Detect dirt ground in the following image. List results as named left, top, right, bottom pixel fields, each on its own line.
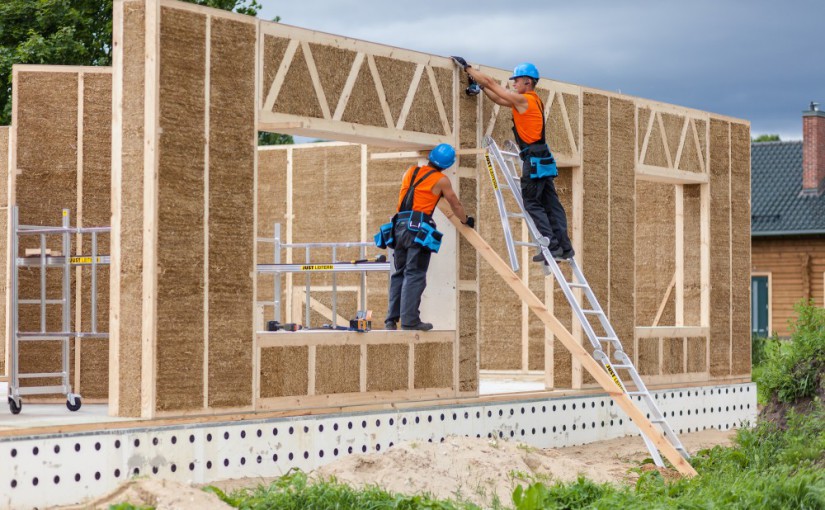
left=65, top=428, right=734, bottom=509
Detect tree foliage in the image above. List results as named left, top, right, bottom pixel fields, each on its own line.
left=0, top=0, right=266, bottom=125
left=753, top=134, right=781, bottom=143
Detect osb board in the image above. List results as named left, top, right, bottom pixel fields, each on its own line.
left=581, top=92, right=609, bottom=384
left=478, top=146, right=521, bottom=370
left=729, top=122, right=751, bottom=375
left=635, top=181, right=675, bottom=326
left=609, top=98, right=635, bottom=357
left=116, top=0, right=147, bottom=416
left=662, top=337, right=685, bottom=375
left=14, top=70, right=79, bottom=388
left=256, top=149, right=288, bottom=310
left=414, top=341, right=452, bottom=389
left=155, top=7, right=206, bottom=411
left=366, top=344, right=408, bottom=392
left=551, top=168, right=573, bottom=388
left=78, top=72, right=112, bottom=399
left=259, top=346, right=308, bottom=398
left=315, top=344, right=360, bottom=394
left=683, top=185, right=702, bottom=324
left=458, top=177, right=477, bottom=281
left=459, top=290, right=478, bottom=392
left=207, top=16, right=257, bottom=408
left=709, top=119, right=731, bottom=377
left=637, top=337, right=659, bottom=376
left=686, top=337, right=707, bottom=373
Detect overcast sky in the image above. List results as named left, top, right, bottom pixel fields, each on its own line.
left=258, top=0, right=824, bottom=140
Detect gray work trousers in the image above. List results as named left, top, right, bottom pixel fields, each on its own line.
left=385, top=221, right=431, bottom=327
left=521, top=160, right=572, bottom=252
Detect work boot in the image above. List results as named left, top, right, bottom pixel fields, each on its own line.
left=384, top=321, right=397, bottom=330
left=401, top=322, right=433, bottom=331
left=533, top=247, right=563, bottom=262
left=559, top=248, right=575, bottom=260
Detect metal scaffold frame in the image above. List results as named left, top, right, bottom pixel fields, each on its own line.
left=7, top=207, right=110, bottom=415
left=256, top=223, right=390, bottom=329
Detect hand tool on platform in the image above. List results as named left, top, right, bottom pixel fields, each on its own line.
left=349, top=310, right=372, bottom=332
left=266, top=321, right=302, bottom=332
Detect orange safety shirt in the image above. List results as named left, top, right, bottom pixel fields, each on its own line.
left=396, top=165, right=446, bottom=215
left=511, top=91, right=544, bottom=144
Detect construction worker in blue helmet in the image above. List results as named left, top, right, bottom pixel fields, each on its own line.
left=376, top=143, right=474, bottom=331
left=451, top=57, right=574, bottom=263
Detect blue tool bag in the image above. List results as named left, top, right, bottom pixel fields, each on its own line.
left=374, top=220, right=395, bottom=249
left=413, top=222, right=443, bottom=253
left=529, top=154, right=558, bottom=178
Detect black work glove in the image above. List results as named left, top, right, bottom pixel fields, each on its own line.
left=463, top=216, right=475, bottom=229
left=451, top=56, right=469, bottom=71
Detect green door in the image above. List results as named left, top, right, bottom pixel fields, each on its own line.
left=751, top=276, right=769, bottom=337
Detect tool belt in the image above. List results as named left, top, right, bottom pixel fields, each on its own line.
left=375, top=166, right=444, bottom=253
left=520, top=142, right=558, bottom=179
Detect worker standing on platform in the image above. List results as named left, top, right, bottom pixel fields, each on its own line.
left=375, top=144, right=474, bottom=331
left=452, top=57, right=573, bottom=262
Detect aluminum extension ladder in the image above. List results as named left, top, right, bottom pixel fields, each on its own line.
left=7, top=207, right=111, bottom=415
left=482, top=136, right=689, bottom=467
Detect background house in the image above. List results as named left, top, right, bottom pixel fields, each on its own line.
left=751, top=103, right=825, bottom=337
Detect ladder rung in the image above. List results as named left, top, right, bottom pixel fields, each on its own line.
left=514, top=241, right=536, bottom=247
left=582, top=309, right=602, bottom=315
left=507, top=212, right=525, bottom=219
left=566, top=282, right=588, bottom=289
left=611, top=364, right=633, bottom=370
left=597, top=336, right=619, bottom=342
left=626, top=391, right=647, bottom=396
left=501, top=151, right=518, bottom=157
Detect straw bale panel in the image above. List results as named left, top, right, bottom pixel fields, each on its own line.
left=373, top=57, right=417, bottom=124
left=261, top=35, right=289, bottom=106
left=709, top=119, right=731, bottom=377
left=696, top=119, right=708, bottom=156
left=309, top=44, right=356, bottom=115
left=273, top=44, right=324, bottom=119
left=527, top=250, right=545, bottom=371
left=635, top=181, right=675, bottom=326
left=581, top=92, right=610, bottom=384
left=661, top=113, right=684, bottom=166
left=14, top=70, right=78, bottom=390
left=458, top=177, right=477, bottom=281
left=729, top=122, right=751, bottom=375
left=683, top=185, right=702, bottom=325
left=78, top=72, right=112, bottom=399
left=315, top=344, right=360, bottom=394
left=677, top=123, right=702, bottom=173
left=0, top=126, right=7, bottom=375
left=367, top=344, right=408, bottom=392
left=404, top=70, right=444, bottom=135
left=433, top=67, right=453, bottom=133
left=256, top=149, right=288, bottom=314
left=663, top=338, right=685, bottom=375
left=458, top=85, right=478, bottom=151
left=642, top=112, right=669, bottom=168
left=637, top=337, right=659, bottom=376
left=609, top=98, right=635, bottom=357
left=562, top=93, right=580, bottom=148
left=459, top=289, right=478, bottom=392
left=340, top=61, right=385, bottom=128
left=115, top=0, right=147, bottom=416
left=260, top=345, right=308, bottom=398
left=414, top=341, right=452, bottom=389
left=686, top=336, right=707, bottom=373
left=546, top=91, right=572, bottom=157
left=298, top=290, right=358, bottom=328
left=365, top=151, right=399, bottom=327
left=551, top=168, right=573, bottom=388
left=207, top=16, right=257, bottom=408
left=154, top=7, right=207, bottom=412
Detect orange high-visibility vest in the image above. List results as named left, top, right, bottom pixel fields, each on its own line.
left=512, top=91, right=545, bottom=145
left=396, top=165, right=445, bottom=215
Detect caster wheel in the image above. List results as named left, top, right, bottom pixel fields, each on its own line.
left=66, top=395, right=82, bottom=412
left=8, top=397, right=22, bottom=415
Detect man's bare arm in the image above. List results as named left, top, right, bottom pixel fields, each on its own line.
left=466, top=67, right=528, bottom=112
left=434, top=177, right=468, bottom=223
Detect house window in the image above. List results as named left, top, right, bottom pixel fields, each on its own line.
left=751, top=276, right=769, bottom=337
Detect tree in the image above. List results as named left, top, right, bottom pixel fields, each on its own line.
left=0, top=0, right=264, bottom=125
left=753, top=134, right=781, bottom=143
left=258, top=132, right=294, bottom=146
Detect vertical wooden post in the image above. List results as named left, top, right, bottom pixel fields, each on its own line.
left=108, top=1, right=123, bottom=414
left=202, top=14, right=211, bottom=410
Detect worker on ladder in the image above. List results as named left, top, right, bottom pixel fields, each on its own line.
left=453, top=57, right=574, bottom=262
left=375, top=144, right=474, bottom=331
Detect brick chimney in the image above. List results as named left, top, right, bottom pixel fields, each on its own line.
left=802, top=101, right=825, bottom=195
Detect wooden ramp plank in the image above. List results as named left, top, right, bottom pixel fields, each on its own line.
left=438, top=202, right=698, bottom=477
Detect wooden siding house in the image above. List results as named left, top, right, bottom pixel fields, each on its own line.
left=751, top=103, right=825, bottom=337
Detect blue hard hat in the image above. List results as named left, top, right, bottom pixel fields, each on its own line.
left=510, top=62, right=539, bottom=80
left=428, top=143, right=456, bottom=170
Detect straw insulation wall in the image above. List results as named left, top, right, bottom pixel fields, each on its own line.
left=709, top=119, right=731, bottom=377
left=10, top=67, right=112, bottom=398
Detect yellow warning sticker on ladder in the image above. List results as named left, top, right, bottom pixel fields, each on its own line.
left=300, top=264, right=334, bottom=271
left=604, top=363, right=625, bottom=392
left=484, top=153, right=499, bottom=190
left=70, top=256, right=102, bottom=264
